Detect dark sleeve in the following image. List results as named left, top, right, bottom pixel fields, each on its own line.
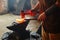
left=45, top=5, right=57, bottom=16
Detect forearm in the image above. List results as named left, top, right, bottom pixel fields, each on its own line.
left=31, top=2, right=40, bottom=10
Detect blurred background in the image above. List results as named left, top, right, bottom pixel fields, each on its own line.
left=0, top=0, right=38, bottom=15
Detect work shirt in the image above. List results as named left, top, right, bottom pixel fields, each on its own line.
left=43, top=5, right=60, bottom=34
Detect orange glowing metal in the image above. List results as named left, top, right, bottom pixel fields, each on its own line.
left=16, top=18, right=25, bottom=23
